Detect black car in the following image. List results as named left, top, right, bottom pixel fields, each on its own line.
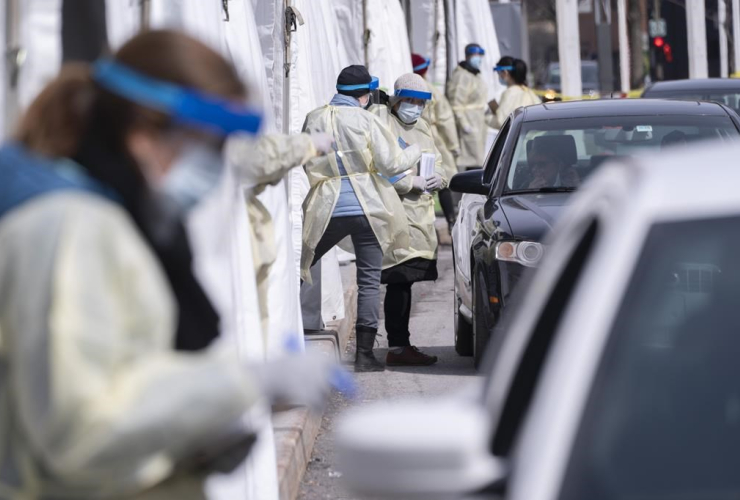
left=450, top=99, right=740, bottom=367
left=642, top=78, right=740, bottom=114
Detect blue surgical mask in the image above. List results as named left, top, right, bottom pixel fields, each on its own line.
left=397, top=102, right=423, bottom=124
left=498, top=75, right=507, bottom=86
left=469, top=56, right=483, bottom=70
left=161, top=144, right=224, bottom=211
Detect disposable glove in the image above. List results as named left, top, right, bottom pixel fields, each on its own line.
left=411, top=176, right=427, bottom=193
left=451, top=149, right=461, bottom=158
left=462, top=125, right=474, bottom=135
left=425, top=173, right=443, bottom=191
left=248, top=351, right=353, bottom=412
left=310, top=132, right=336, bottom=156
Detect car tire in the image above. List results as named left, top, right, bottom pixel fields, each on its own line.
left=454, top=269, right=474, bottom=357
left=472, top=266, right=495, bottom=369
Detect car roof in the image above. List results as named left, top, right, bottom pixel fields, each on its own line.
left=521, top=98, right=729, bottom=121
left=645, top=78, right=740, bottom=92
left=597, top=142, right=740, bottom=218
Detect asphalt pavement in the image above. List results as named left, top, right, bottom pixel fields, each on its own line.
left=298, top=244, right=480, bottom=500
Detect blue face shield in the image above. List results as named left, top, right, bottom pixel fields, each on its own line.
left=413, top=58, right=431, bottom=72
left=92, top=59, right=263, bottom=137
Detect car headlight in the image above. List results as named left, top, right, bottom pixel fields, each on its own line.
left=495, top=241, right=544, bottom=267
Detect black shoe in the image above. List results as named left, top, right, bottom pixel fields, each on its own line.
left=355, top=326, right=385, bottom=372
left=386, top=346, right=438, bottom=366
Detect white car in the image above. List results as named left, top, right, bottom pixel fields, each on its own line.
left=337, top=142, right=740, bottom=499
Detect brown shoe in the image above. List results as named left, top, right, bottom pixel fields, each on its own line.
left=386, top=346, right=438, bottom=367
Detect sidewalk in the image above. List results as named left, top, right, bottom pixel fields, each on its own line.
left=272, top=264, right=357, bottom=500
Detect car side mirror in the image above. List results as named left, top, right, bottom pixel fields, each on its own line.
left=336, top=399, right=506, bottom=498
left=449, top=169, right=490, bottom=195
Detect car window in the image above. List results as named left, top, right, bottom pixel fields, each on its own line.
left=483, top=118, right=511, bottom=185
left=645, top=90, right=740, bottom=112
left=505, top=115, right=739, bottom=193
left=559, top=216, right=740, bottom=500
left=490, top=220, right=600, bottom=457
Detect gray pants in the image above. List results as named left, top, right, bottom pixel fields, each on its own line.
left=310, top=216, right=382, bottom=330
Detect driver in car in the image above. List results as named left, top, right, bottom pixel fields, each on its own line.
left=527, top=149, right=580, bottom=189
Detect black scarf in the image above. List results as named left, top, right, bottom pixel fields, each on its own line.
left=459, top=60, right=481, bottom=76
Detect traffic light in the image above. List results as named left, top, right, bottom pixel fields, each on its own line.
left=653, top=36, right=665, bottom=48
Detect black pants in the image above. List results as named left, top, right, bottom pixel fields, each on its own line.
left=384, top=282, right=413, bottom=347
left=438, top=188, right=457, bottom=225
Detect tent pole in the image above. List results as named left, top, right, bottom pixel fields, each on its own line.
left=556, top=0, right=582, bottom=98
left=720, top=0, right=729, bottom=77
left=686, top=0, right=709, bottom=78
left=363, top=0, right=369, bottom=67
left=140, top=0, right=150, bottom=31
left=617, top=0, right=630, bottom=93
left=733, top=0, right=740, bottom=74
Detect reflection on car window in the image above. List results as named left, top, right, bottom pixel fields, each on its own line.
left=559, top=216, right=740, bottom=500
left=646, top=91, right=740, bottom=112
left=506, top=115, right=738, bottom=193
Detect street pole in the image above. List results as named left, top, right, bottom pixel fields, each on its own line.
left=556, top=0, right=583, bottom=99
left=720, top=0, right=729, bottom=77
left=686, top=0, right=709, bottom=78
left=617, top=0, right=630, bottom=92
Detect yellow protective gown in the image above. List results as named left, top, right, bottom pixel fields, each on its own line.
left=372, top=105, right=448, bottom=268
left=300, top=105, right=422, bottom=282
left=225, top=132, right=318, bottom=336
left=423, top=84, right=461, bottom=179
left=489, top=85, right=541, bottom=129
left=446, top=65, right=489, bottom=168
left=0, top=193, right=258, bottom=499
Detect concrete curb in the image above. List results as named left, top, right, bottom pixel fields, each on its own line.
left=273, top=264, right=357, bottom=500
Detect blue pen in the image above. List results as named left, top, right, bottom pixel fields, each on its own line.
left=284, top=336, right=357, bottom=399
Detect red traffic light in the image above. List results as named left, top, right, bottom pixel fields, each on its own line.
left=653, top=36, right=665, bottom=48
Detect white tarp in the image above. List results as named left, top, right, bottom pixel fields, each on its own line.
left=455, top=0, right=505, bottom=101
left=332, top=0, right=413, bottom=90
left=148, top=2, right=280, bottom=499
left=409, top=0, right=448, bottom=88
left=105, top=0, right=140, bottom=49
left=290, top=0, right=349, bottom=324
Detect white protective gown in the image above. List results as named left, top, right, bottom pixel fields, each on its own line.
left=0, top=192, right=259, bottom=499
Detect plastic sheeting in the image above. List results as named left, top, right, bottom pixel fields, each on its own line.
left=409, top=0, right=448, bottom=88
left=454, top=0, right=505, bottom=101
left=332, top=0, right=413, bottom=90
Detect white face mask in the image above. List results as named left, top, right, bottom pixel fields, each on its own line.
left=469, top=55, right=483, bottom=70
left=498, top=74, right=507, bottom=86
left=160, top=144, right=224, bottom=212
left=397, top=101, right=423, bottom=124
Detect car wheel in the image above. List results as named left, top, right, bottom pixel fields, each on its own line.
left=472, top=266, right=495, bottom=369
left=454, top=267, right=474, bottom=357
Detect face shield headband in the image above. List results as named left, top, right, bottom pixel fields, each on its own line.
left=92, top=59, right=263, bottom=137
left=465, top=46, right=485, bottom=56
left=336, top=76, right=380, bottom=92
left=394, top=88, right=432, bottom=101
left=413, top=58, right=431, bottom=72
left=495, top=65, right=514, bottom=72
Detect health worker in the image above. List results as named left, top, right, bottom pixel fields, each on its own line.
left=447, top=43, right=491, bottom=169
left=301, top=65, right=422, bottom=373
left=371, top=73, right=447, bottom=367
left=412, top=53, right=461, bottom=230
left=0, top=30, right=339, bottom=498
left=488, top=57, right=541, bottom=129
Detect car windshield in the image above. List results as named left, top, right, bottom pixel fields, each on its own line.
left=559, top=216, right=740, bottom=500
left=646, top=90, right=740, bottom=112
left=505, top=115, right=739, bottom=193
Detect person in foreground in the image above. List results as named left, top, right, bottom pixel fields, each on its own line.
left=371, top=73, right=447, bottom=366
left=0, top=30, right=340, bottom=499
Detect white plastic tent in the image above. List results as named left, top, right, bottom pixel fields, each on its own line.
left=331, top=0, right=413, bottom=90
left=409, top=0, right=449, bottom=89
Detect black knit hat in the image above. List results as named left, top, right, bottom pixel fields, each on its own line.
left=336, top=65, right=374, bottom=98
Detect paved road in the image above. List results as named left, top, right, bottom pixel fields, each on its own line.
left=298, top=245, right=479, bottom=500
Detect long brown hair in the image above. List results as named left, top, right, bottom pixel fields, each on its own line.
left=15, top=30, right=248, bottom=351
